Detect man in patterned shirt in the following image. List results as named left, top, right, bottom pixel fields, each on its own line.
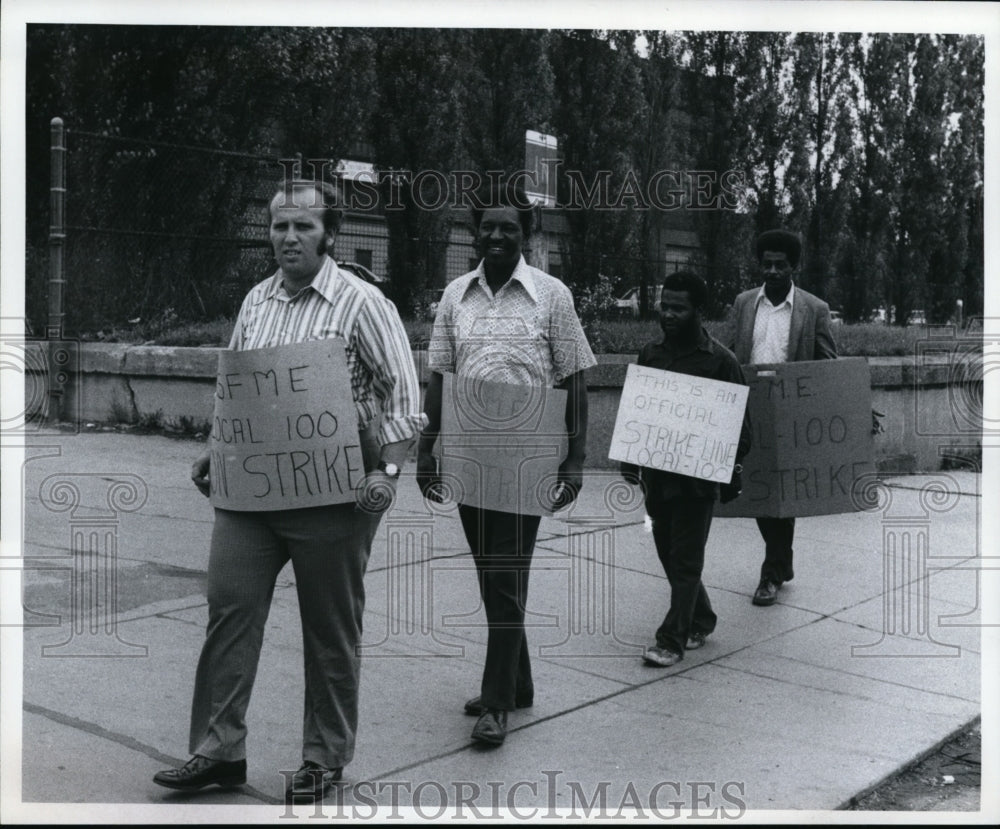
left=154, top=179, right=426, bottom=798
left=417, top=180, right=596, bottom=746
left=730, top=229, right=837, bottom=607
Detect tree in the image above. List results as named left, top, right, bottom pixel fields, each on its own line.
left=932, top=35, right=984, bottom=322
left=368, top=29, right=471, bottom=313
left=25, top=25, right=380, bottom=330
left=784, top=33, right=854, bottom=301
left=463, top=29, right=556, bottom=172
left=837, top=33, right=901, bottom=322
left=678, top=31, right=754, bottom=313
left=548, top=30, right=648, bottom=292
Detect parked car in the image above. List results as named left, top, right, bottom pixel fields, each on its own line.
left=425, top=288, right=446, bottom=319
left=615, top=285, right=663, bottom=318
left=907, top=309, right=927, bottom=325
left=829, top=310, right=843, bottom=325
left=615, top=287, right=641, bottom=318
left=337, top=261, right=389, bottom=290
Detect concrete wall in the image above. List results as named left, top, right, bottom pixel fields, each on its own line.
left=24, top=343, right=982, bottom=472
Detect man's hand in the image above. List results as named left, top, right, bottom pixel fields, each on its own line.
left=871, top=408, right=885, bottom=435
left=191, top=451, right=211, bottom=498
left=416, top=450, right=446, bottom=503
left=620, top=462, right=642, bottom=486
left=357, top=470, right=398, bottom=513
left=551, top=458, right=584, bottom=511
left=719, top=464, right=743, bottom=504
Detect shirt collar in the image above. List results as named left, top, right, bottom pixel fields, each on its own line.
left=262, top=256, right=341, bottom=305
left=755, top=281, right=795, bottom=310
left=463, top=256, right=538, bottom=303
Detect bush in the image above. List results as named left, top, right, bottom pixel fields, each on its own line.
left=87, top=313, right=964, bottom=359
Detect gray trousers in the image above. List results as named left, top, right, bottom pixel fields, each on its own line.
left=188, top=434, right=380, bottom=768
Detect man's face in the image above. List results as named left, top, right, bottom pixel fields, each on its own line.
left=759, top=250, right=794, bottom=297
left=477, top=206, right=524, bottom=272
left=269, top=186, right=333, bottom=284
left=658, top=289, right=698, bottom=338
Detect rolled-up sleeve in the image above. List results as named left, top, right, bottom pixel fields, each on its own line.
left=427, top=289, right=457, bottom=375
left=548, top=283, right=597, bottom=383
left=355, top=295, right=428, bottom=445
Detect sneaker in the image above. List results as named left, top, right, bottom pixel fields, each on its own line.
left=686, top=631, right=707, bottom=650
left=642, top=645, right=682, bottom=667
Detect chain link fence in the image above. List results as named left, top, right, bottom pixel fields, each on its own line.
left=54, top=129, right=280, bottom=334
left=28, top=125, right=712, bottom=338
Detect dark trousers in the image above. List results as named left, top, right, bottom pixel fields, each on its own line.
left=188, top=504, right=380, bottom=768
left=647, top=495, right=717, bottom=656
left=188, top=425, right=380, bottom=769
left=458, top=506, right=539, bottom=711
left=755, top=517, right=795, bottom=583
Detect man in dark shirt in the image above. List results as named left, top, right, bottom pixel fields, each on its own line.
left=622, top=271, right=751, bottom=667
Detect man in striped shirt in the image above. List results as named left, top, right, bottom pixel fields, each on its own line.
left=154, top=179, right=426, bottom=799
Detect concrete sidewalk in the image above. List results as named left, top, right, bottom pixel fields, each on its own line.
left=7, top=432, right=992, bottom=821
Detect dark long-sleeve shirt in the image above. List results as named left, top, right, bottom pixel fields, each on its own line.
left=623, top=327, right=752, bottom=502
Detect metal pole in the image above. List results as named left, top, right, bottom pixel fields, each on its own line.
left=47, top=117, right=66, bottom=422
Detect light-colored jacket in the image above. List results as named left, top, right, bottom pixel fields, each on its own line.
left=730, top=286, right=838, bottom=364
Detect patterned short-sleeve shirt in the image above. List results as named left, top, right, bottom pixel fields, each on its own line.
left=428, top=257, right=596, bottom=387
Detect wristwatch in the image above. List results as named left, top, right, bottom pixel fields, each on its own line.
left=377, top=461, right=401, bottom=479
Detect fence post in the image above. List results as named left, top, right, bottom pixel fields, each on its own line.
left=46, top=117, right=67, bottom=422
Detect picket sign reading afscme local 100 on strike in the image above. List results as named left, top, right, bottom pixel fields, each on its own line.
left=208, top=339, right=363, bottom=511
left=608, top=364, right=749, bottom=483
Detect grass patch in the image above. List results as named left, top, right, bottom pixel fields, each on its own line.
left=833, top=323, right=934, bottom=357
left=154, top=318, right=233, bottom=347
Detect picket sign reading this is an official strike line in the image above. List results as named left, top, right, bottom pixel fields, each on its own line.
left=608, top=364, right=749, bottom=484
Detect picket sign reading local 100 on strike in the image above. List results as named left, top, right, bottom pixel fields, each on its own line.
left=208, top=339, right=362, bottom=511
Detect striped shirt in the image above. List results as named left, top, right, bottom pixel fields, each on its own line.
left=750, top=283, right=795, bottom=364
left=229, top=256, right=427, bottom=445
left=428, top=257, right=596, bottom=387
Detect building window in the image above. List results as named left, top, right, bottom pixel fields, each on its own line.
left=354, top=249, right=373, bottom=270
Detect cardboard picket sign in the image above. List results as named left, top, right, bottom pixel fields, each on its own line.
left=208, top=339, right=362, bottom=510
left=714, top=357, right=875, bottom=518
left=439, top=373, right=567, bottom=516
left=608, top=364, right=749, bottom=484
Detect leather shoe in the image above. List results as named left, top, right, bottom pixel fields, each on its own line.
left=752, top=579, right=780, bottom=606
left=464, top=694, right=532, bottom=717
left=153, top=755, right=246, bottom=790
left=285, top=761, right=343, bottom=798
left=471, top=709, right=508, bottom=746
